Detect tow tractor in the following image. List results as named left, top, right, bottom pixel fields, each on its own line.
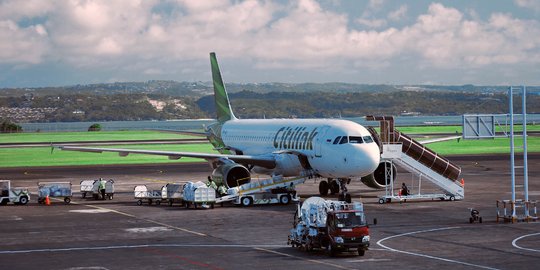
left=0, top=180, right=30, bottom=205
left=288, top=197, right=370, bottom=256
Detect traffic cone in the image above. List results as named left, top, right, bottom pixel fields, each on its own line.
left=45, top=195, right=51, bottom=205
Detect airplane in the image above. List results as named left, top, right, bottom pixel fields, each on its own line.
left=57, top=52, right=394, bottom=202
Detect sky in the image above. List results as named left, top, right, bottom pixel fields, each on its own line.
left=1, top=0, right=540, bottom=88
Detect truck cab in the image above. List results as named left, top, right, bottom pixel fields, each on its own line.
left=0, top=180, right=30, bottom=205
left=326, top=209, right=370, bottom=256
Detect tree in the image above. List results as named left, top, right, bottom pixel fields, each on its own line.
left=88, top=123, right=102, bottom=131
left=1, top=119, right=23, bottom=133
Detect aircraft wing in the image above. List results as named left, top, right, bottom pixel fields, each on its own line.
left=56, top=146, right=276, bottom=168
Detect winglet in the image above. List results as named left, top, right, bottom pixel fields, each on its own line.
left=210, top=52, right=236, bottom=123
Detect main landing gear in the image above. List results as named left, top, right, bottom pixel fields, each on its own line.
left=318, top=178, right=352, bottom=203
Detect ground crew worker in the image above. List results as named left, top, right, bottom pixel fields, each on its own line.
left=207, top=176, right=217, bottom=190
left=217, top=185, right=227, bottom=197
left=99, top=178, right=106, bottom=200
left=401, top=182, right=410, bottom=196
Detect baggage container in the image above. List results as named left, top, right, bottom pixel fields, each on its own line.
left=38, top=182, right=72, bottom=204
left=183, top=181, right=216, bottom=209
left=134, top=185, right=162, bottom=206
left=161, top=183, right=183, bottom=206
left=80, top=179, right=115, bottom=200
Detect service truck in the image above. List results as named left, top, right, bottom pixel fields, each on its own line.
left=288, top=197, right=370, bottom=256
left=0, top=180, right=30, bottom=205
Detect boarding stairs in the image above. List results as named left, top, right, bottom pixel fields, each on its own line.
left=215, top=175, right=307, bottom=203
left=367, top=116, right=464, bottom=202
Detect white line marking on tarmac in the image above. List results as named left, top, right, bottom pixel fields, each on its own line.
left=377, top=227, right=501, bottom=270
left=512, top=232, right=540, bottom=253
left=0, top=244, right=287, bottom=254
left=254, top=248, right=353, bottom=270
left=69, top=209, right=112, bottom=214
left=69, top=201, right=207, bottom=237
left=125, top=227, right=172, bottom=233
left=347, top=258, right=391, bottom=263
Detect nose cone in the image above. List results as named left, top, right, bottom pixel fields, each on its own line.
left=353, top=143, right=381, bottom=177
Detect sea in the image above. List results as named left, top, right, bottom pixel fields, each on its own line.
left=17, top=114, right=540, bottom=132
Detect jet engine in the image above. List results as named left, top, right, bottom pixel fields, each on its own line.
left=211, top=163, right=251, bottom=188
left=360, top=161, right=396, bottom=189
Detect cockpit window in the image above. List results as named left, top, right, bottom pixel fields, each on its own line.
left=363, top=136, right=374, bottom=143
left=348, top=136, right=364, bottom=144
left=339, top=136, right=348, bottom=144
left=333, top=136, right=342, bottom=144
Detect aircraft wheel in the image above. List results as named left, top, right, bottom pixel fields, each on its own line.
left=330, top=181, right=340, bottom=195
left=319, top=181, right=329, bottom=196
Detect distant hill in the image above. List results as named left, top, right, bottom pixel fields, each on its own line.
left=1, top=81, right=538, bottom=122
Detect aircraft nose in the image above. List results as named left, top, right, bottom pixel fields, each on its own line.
left=354, top=144, right=381, bottom=176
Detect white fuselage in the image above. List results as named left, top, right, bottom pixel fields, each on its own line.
left=220, top=118, right=380, bottom=178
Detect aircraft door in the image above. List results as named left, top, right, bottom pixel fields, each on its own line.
left=315, top=126, right=330, bottom=157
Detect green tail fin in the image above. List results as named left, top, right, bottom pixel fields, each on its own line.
left=210, top=52, right=236, bottom=123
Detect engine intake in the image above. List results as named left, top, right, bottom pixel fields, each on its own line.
left=211, top=163, right=251, bottom=188
left=360, top=161, right=396, bottom=189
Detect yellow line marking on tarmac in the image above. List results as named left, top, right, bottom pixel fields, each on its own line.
left=142, top=178, right=170, bottom=184
left=254, top=247, right=353, bottom=270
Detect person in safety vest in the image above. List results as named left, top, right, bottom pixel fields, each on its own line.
left=99, top=178, right=106, bottom=200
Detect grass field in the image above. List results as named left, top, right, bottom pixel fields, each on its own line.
left=0, top=130, right=199, bottom=143
left=0, top=128, right=538, bottom=167
left=0, top=144, right=216, bottom=167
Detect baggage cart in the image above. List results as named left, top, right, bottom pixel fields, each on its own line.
left=161, top=183, right=184, bottom=206
left=0, top=180, right=30, bottom=205
left=134, top=185, right=162, bottom=206
left=80, top=179, right=115, bottom=200
left=37, top=182, right=72, bottom=204
left=183, top=181, right=216, bottom=209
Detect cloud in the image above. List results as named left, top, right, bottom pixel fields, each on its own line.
left=1, top=0, right=540, bottom=85
left=514, top=0, right=540, bottom=12
left=388, top=5, right=407, bottom=21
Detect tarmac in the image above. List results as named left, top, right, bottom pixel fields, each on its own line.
left=1, top=154, right=539, bottom=270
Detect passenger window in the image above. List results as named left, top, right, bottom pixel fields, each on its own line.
left=363, top=136, right=374, bottom=143
left=348, top=136, right=364, bottom=144
left=339, top=136, right=348, bottom=144
left=333, top=136, right=341, bottom=144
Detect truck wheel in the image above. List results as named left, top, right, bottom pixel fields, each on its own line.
left=241, top=197, right=253, bottom=207
left=19, top=196, right=29, bottom=205
left=137, top=200, right=143, bottom=206
left=64, top=197, right=71, bottom=204
left=327, top=244, right=336, bottom=257
left=378, top=198, right=385, bottom=204
left=449, top=196, right=455, bottom=201
left=319, top=181, right=329, bottom=196
left=358, top=248, right=365, bottom=256
left=280, top=195, right=291, bottom=205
